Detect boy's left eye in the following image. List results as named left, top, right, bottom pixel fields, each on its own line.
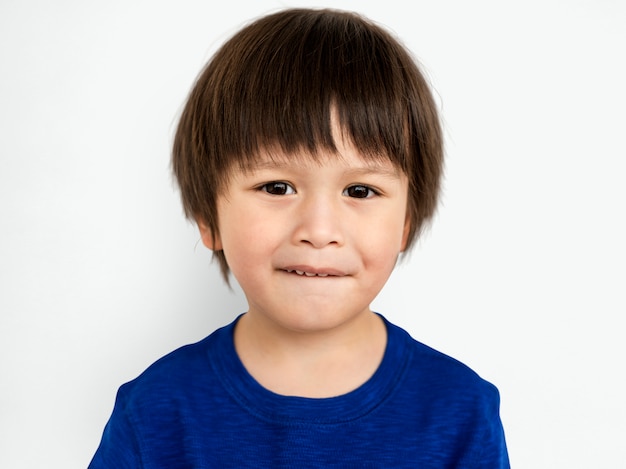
left=343, top=185, right=377, bottom=198
left=259, top=182, right=295, bottom=195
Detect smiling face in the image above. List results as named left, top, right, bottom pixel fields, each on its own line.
left=199, top=135, right=410, bottom=336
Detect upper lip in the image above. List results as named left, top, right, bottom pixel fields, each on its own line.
left=282, top=265, right=348, bottom=277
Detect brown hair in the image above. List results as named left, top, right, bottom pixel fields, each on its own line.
left=172, top=8, right=443, bottom=281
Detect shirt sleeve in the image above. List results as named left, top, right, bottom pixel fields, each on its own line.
left=88, top=387, right=142, bottom=469
left=469, top=385, right=511, bottom=468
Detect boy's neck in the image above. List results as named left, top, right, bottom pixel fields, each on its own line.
left=233, top=311, right=387, bottom=398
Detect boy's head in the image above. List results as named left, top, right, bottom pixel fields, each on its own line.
left=172, top=8, right=443, bottom=281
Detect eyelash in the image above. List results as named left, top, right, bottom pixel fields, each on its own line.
left=257, top=182, right=379, bottom=199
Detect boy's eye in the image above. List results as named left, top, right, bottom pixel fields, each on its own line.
left=259, top=182, right=295, bottom=195
left=343, top=185, right=376, bottom=199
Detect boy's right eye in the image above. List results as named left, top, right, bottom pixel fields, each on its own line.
left=258, top=182, right=295, bottom=195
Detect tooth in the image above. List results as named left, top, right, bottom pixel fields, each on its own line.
left=295, top=270, right=304, bottom=275
left=305, top=272, right=316, bottom=277
left=317, top=273, right=328, bottom=277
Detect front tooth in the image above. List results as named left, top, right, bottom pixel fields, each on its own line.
left=305, top=272, right=316, bottom=277
left=295, top=270, right=304, bottom=275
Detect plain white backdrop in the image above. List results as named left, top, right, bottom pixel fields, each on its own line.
left=1, top=0, right=625, bottom=467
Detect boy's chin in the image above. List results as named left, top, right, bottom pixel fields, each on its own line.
left=245, top=305, right=375, bottom=337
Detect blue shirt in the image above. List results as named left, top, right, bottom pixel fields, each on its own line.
left=89, top=315, right=509, bottom=468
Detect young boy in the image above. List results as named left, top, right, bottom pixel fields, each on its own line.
left=90, top=8, right=509, bottom=468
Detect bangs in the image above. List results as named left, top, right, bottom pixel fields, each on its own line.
left=189, top=9, right=425, bottom=174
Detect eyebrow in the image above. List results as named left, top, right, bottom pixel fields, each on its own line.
left=244, top=159, right=402, bottom=179
left=344, top=166, right=402, bottom=179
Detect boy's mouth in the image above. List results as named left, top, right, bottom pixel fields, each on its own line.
left=282, top=266, right=346, bottom=277
left=286, top=269, right=330, bottom=277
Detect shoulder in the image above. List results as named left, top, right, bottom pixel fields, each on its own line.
left=115, top=320, right=233, bottom=409
left=89, top=321, right=239, bottom=467
left=383, top=320, right=509, bottom=465
left=385, top=318, right=501, bottom=411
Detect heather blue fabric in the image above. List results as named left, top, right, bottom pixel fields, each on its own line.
left=89, top=315, right=509, bottom=468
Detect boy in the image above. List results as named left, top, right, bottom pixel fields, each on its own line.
left=90, top=8, right=509, bottom=468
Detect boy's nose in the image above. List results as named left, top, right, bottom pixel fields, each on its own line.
left=293, top=196, right=344, bottom=248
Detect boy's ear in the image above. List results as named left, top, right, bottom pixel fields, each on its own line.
left=400, top=216, right=411, bottom=252
left=197, top=219, right=223, bottom=251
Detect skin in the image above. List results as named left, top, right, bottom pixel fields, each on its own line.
left=199, top=129, right=411, bottom=398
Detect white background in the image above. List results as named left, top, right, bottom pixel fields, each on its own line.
left=1, top=0, right=625, bottom=467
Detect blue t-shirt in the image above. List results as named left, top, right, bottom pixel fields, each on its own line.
left=89, top=315, right=509, bottom=468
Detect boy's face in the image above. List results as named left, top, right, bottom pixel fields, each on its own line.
left=200, top=134, right=410, bottom=336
